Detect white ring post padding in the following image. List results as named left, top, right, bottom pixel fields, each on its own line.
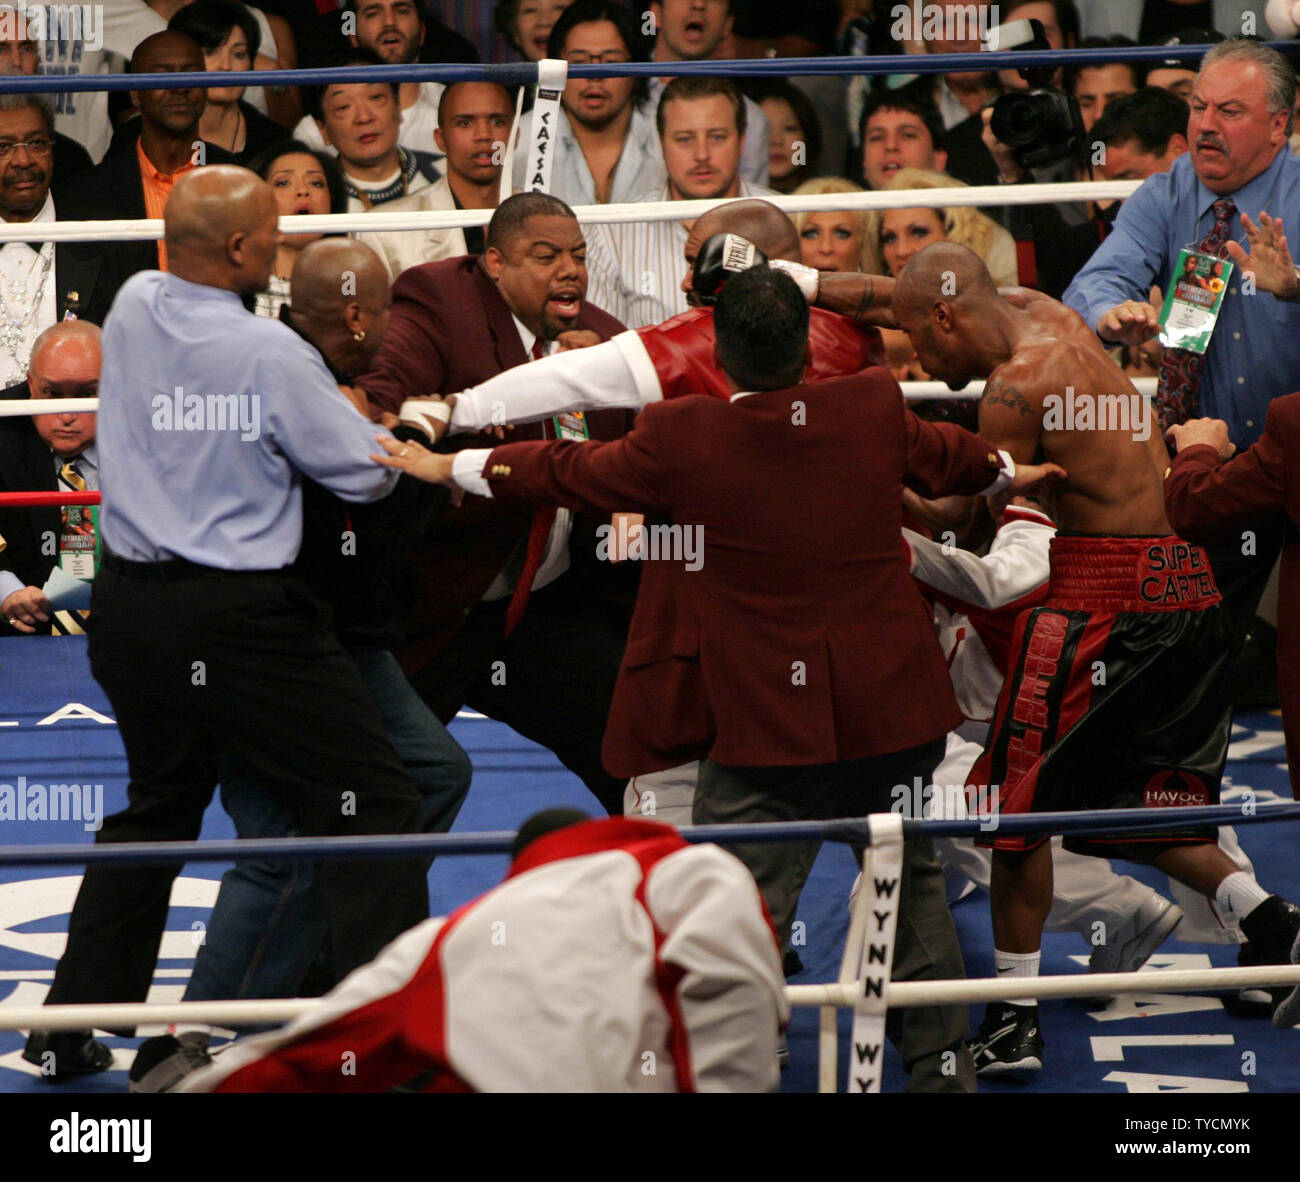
left=1, top=181, right=1143, bottom=244
left=2, top=964, right=1298, bottom=1032
left=845, top=814, right=905, bottom=1094
left=820, top=827, right=880, bottom=1093
left=0, top=382, right=1160, bottom=418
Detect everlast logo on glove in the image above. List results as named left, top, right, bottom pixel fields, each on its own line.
left=693, top=232, right=768, bottom=304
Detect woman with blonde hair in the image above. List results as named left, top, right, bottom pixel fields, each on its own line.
left=792, top=176, right=872, bottom=273
left=865, top=167, right=1018, bottom=285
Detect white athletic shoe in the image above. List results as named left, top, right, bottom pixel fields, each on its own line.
left=1089, top=895, right=1183, bottom=974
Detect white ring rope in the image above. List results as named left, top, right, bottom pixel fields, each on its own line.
left=8, top=181, right=1142, bottom=245
left=0, top=380, right=1161, bottom=419
left=2, top=963, right=1298, bottom=1031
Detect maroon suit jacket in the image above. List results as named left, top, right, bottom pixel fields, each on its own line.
left=479, top=369, right=1008, bottom=775
left=358, top=255, right=628, bottom=668
left=1164, top=392, right=1300, bottom=800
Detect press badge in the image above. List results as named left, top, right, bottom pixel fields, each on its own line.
left=553, top=411, right=590, bottom=441
left=1157, top=248, right=1232, bottom=355
left=59, top=505, right=99, bottom=581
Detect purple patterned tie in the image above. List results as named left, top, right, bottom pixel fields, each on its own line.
left=1153, top=198, right=1237, bottom=430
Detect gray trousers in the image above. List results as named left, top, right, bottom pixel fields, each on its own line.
left=695, top=741, right=976, bottom=1093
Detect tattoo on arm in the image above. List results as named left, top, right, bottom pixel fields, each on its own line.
left=852, top=275, right=876, bottom=321
left=980, top=379, right=1036, bottom=417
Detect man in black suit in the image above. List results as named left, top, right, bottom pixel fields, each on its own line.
left=0, top=319, right=100, bottom=635
left=53, top=31, right=236, bottom=297
left=0, top=92, right=111, bottom=392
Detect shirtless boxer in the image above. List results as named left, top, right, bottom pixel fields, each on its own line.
left=884, top=242, right=1300, bottom=1073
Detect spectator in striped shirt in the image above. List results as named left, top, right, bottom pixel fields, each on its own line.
left=582, top=76, right=773, bottom=328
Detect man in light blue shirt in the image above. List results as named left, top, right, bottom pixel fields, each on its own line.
left=27, top=165, right=429, bottom=1081
left=1064, top=39, right=1300, bottom=452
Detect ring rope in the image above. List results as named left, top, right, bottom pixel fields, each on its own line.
left=3, top=963, right=1299, bottom=1033
left=0, top=182, right=1144, bottom=246
left=2, top=803, right=1296, bottom=869
left=0, top=41, right=1290, bottom=99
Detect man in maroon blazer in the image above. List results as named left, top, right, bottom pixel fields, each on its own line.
left=1166, top=405, right=1300, bottom=804
left=376, top=267, right=1063, bottom=1088
left=355, top=191, right=632, bottom=814
left=1165, top=407, right=1300, bottom=1028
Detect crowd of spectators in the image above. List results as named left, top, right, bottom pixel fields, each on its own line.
left=0, top=2, right=1281, bottom=343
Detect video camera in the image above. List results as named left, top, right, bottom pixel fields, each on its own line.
left=983, top=18, right=1086, bottom=170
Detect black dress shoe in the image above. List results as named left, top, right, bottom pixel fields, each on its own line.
left=23, top=1031, right=113, bottom=1081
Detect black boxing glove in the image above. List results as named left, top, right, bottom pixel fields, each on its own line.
left=691, top=233, right=768, bottom=304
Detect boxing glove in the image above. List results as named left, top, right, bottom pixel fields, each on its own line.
left=691, top=233, right=768, bottom=304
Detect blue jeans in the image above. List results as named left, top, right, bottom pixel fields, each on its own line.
left=185, top=647, right=471, bottom=1001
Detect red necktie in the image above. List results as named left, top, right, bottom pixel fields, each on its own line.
left=1154, top=199, right=1236, bottom=430
left=504, top=338, right=556, bottom=637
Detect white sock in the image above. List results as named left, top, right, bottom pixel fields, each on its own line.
left=994, top=949, right=1040, bottom=1007
left=1214, top=872, right=1270, bottom=923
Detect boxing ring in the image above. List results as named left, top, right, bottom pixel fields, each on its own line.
left=0, top=41, right=1299, bottom=1095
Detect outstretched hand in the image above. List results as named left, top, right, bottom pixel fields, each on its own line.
left=1007, top=460, right=1068, bottom=496
left=1225, top=211, right=1297, bottom=300
left=1097, top=300, right=1162, bottom=347
left=372, top=434, right=458, bottom=486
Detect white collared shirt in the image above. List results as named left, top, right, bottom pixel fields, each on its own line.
left=582, top=179, right=776, bottom=329
left=0, top=194, right=58, bottom=389
left=478, top=317, right=573, bottom=602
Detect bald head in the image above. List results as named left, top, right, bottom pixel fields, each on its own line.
left=28, top=320, right=101, bottom=458
left=892, top=242, right=998, bottom=319
left=30, top=319, right=102, bottom=377
left=165, top=166, right=281, bottom=294
left=694, top=199, right=801, bottom=262
left=290, top=238, right=390, bottom=322
left=287, top=238, right=393, bottom=378
left=131, top=30, right=202, bottom=73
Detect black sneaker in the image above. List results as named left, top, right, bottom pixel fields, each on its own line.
left=1237, top=897, right=1300, bottom=1015
left=967, top=1003, right=1043, bottom=1077
left=128, top=1033, right=212, bottom=1093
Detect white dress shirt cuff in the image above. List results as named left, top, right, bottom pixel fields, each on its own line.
left=453, top=448, right=495, bottom=498
left=981, top=450, right=1017, bottom=496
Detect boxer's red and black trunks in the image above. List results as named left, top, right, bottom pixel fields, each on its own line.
left=972, top=535, right=1233, bottom=859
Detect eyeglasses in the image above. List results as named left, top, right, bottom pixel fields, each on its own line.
left=0, top=139, right=54, bottom=158
left=566, top=51, right=631, bottom=65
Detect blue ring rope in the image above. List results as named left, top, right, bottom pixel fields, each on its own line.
left=3, top=42, right=1299, bottom=96
left=0, top=802, right=1296, bottom=868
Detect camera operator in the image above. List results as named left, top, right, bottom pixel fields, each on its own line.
left=979, top=6, right=1105, bottom=295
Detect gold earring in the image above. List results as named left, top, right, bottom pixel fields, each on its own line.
left=353, top=330, right=366, bottom=342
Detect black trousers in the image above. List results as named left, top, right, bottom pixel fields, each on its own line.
left=694, top=737, right=977, bottom=1093
left=45, top=559, right=429, bottom=1018
left=409, top=570, right=627, bottom=815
